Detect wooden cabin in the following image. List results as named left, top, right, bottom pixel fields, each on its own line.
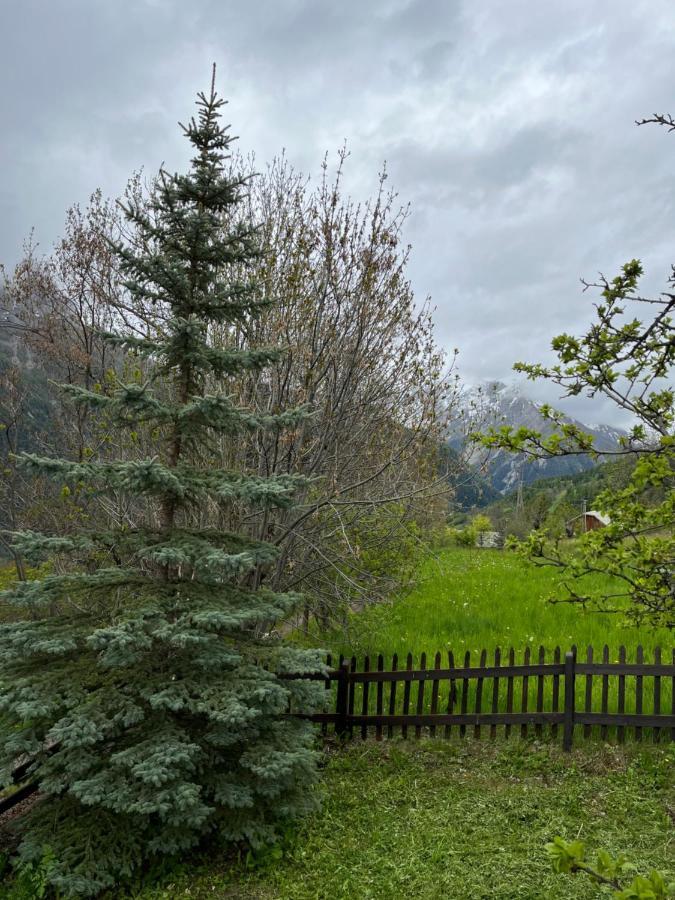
left=565, top=510, right=610, bottom=536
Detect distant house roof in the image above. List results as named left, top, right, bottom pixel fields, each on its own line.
left=566, top=510, right=611, bottom=526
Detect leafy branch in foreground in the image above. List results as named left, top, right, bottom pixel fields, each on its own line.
left=473, top=114, right=675, bottom=628
left=546, top=836, right=674, bottom=898
left=474, top=255, right=674, bottom=626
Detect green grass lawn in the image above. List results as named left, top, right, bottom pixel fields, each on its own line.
left=298, top=546, right=673, bottom=735
left=128, top=548, right=673, bottom=899
left=134, top=740, right=674, bottom=900
left=2, top=549, right=673, bottom=899
left=302, top=546, right=671, bottom=661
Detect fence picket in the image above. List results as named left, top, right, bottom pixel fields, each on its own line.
left=535, top=645, right=545, bottom=739
left=323, top=653, right=332, bottom=736
left=415, top=652, right=427, bottom=738
left=521, top=646, right=530, bottom=739
left=490, top=647, right=501, bottom=740
left=444, top=651, right=456, bottom=739
left=347, top=656, right=356, bottom=738
left=505, top=648, right=515, bottom=738
left=601, top=646, right=609, bottom=741
left=653, top=647, right=661, bottom=744
left=460, top=651, right=470, bottom=738
left=563, top=651, right=575, bottom=751
left=387, top=653, right=398, bottom=739
left=635, top=645, right=643, bottom=742
left=618, top=646, right=626, bottom=744
left=402, top=653, right=413, bottom=739
left=474, top=649, right=487, bottom=739
left=584, top=645, right=593, bottom=740
left=552, top=646, right=560, bottom=740
left=335, top=659, right=350, bottom=739
left=376, top=654, right=384, bottom=741
left=361, top=655, right=370, bottom=741
left=430, top=652, right=441, bottom=737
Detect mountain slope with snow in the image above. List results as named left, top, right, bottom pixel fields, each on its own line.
left=448, top=383, right=627, bottom=496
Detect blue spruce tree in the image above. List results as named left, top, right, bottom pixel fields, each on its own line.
left=0, top=71, right=324, bottom=896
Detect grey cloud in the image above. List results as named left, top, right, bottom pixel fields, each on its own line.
left=2, top=0, right=674, bottom=426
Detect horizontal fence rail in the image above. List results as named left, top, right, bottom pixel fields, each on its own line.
left=296, top=645, right=675, bottom=751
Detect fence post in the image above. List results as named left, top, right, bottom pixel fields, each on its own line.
left=563, top=650, right=576, bottom=752
left=335, top=659, right=350, bottom=740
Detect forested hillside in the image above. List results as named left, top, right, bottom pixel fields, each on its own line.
left=479, top=456, right=636, bottom=535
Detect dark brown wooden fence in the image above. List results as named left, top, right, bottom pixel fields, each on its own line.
left=2, top=644, right=673, bottom=818
left=300, top=645, right=675, bottom=751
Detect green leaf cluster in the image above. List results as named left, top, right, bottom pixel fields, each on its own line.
left=546, top=836, right=674, bottom=898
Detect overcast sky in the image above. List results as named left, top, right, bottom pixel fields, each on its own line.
left=2, top=0, right=674, bottom=425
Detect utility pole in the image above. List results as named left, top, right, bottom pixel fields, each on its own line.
left=581, top=498, right=587, bottom=533
left=516, top=477, right=524, bottom=516
left=516, top=461, right=525, bottom=517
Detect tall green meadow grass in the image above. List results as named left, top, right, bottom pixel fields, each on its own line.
left=304, top=546, right=670, bottom=660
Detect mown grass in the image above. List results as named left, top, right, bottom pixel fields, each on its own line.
left=134, top=740, right=674, bottom=900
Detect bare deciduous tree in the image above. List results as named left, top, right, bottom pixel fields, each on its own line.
left=208, top=151, right=456, bottom=626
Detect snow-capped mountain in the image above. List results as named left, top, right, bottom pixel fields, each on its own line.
left=448, top=382, right=627, bottom=495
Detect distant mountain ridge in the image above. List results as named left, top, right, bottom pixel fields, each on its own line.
left=448, top=382, right=627, bottom=497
